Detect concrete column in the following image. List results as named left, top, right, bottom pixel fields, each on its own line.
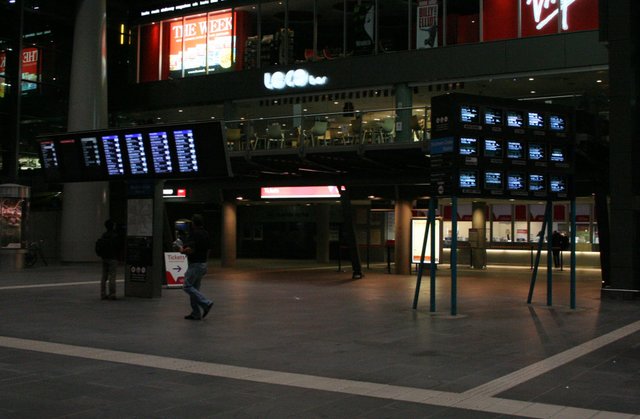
left=394, top=199, right=412, bottom=274
left=394, top=83, right=413, bottom=142
left=60, top=0, right=109, bottom=262
left=316, top=204, right=330, bottom=263
left=221, top=200, right=237, bottom=267
left=471, top=201, right=487, bottom=269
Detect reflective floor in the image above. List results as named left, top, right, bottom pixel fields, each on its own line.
left=0, top=261, right=638, bottom=418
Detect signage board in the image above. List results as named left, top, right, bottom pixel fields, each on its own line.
left=164, top=252, right=187, bottom=287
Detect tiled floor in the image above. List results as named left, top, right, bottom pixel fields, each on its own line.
left=0, top=261, right=638, bottom=418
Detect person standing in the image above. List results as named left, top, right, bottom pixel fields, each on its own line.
left=551, top=230, right=562, bottom=268
left=178, top=214, right=214, bottom=320
left=97, top=219, right=120, bottom=300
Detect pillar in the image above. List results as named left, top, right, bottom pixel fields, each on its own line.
left=395, top=83, right=413, bottom=142
left=316, top=204, right=330, bottom=263
left=221, top=200, right=237, bottom=267
left=394, top=199, right=412, bottom=274
left=471, top=201, right=487, bottom=269
left=60, top=0, right=109, bottom=262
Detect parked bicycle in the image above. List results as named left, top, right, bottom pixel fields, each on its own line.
left=25, top=240, right=48, bottom=268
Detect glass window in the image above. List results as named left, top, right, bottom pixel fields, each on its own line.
left=260, top=1, right=291, bottom=66
left=529, top=204, right=545, bottom=242
left=492, top=204, right=512, bottom=242
left=236, top=4, right=259, bottom=70
left=351, top=0, right=376, bottom=55
left=483, top=0, right=517, bottom=41
left=445, top=0, right=479, bottom=45
left=317, top=0, right=345, bottom=60
left=379, top=1, right=410, bottom=52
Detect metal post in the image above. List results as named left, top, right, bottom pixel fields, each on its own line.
left=412, top=214, right=431, bottom=309
left=570, top=198, right=577, bottom=309
left=546, top=200, right=553, bottom=306
left=451, top=196, right=458, bottom=316
left=429, top=198, right=438, bottom=312
left=527, top=201, right=550, bottom=303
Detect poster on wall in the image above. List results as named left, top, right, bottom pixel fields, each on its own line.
left=0, top=198, right=24, bottom=247
left=353, top=2, right=375, bottom=55
left=411, top=218, right=441, bottom=264
left=417, top=0, right=438, bottom=49
left=0, top=47, right=40, bottom=97
left=206, top=11, right=234, bottom=73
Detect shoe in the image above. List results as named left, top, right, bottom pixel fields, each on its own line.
left=202, top=302, right=214, bottom=319
left=184, top=314, right=201, bottom=320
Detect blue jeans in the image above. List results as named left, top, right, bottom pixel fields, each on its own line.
left=182, top=262, right=211, bottom=318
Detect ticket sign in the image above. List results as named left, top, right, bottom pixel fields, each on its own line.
left=164, top=252, right=187, bottom=287
left=37, top=121, right=231, bottom=182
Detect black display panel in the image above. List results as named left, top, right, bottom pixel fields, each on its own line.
left=173, top=129, right=199, bottom=173
left=483, top=138, right=503, bottom=158
left=507, top=172, right=526, bottom=191
left=459, top=170, right=478, bottom=188
left=527, top=112, right=545, bottom=128
left=124, top=133, right=149, bottom=175
left=549, top=145, right=567, bottom=162
left=549, top=114, right=566, bottom=131
left=148, top=131, right=173, bottom=174
left=40, top=140, right=59, bottom=169
left=529, top=174, right=546, bottom=192
left=528, top=143, right=545, bottom=161
left=460, top=105, right=479, bottom=124
left=484, top=107, right=503, bottom=125
left=506, top=110, right=524, bottom=128
left=550, top=175, right=567, bottom=193
left=80, top=137, right=101, bottom=168
left=459, top=137, right=478, bottom=156
left=484, top=171, right=503, bottom=190
left=507, top=141, right=525, bottom=159
left=101, top=135, right=125, bottom=176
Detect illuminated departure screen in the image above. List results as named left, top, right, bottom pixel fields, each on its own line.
left=507, top=173, right=526, bottom=191
left=527, top=112, right=545, bottom=128
left=459, top=170, right=478, bottom=188
left=484, top=138, right=503, bottom=157
left=485, top=171, right=503, bottom=189
left=550, top=176, right=567, bottom=193
left=459, top=137, right=478, bottom=156
left=549, top=115, right=566, bottom=131
left=101, top=135, right=125, bottom=176
left=506, top=110, right=524, bottom=128
left=149, top=131, right=173, bottom=174
left=173, top=129, right=199, bottom=173
left=460, top=105, right=479, bottom=124
left=549, top=146, right=566, bottom=162
left=528, top=143, right=545, bottom=161
left=124, top=133, right=149, bottom=175
left=80, top=137, right=101, bottom=168
left=40, top=141, right=59, bottom=169
left=507, top=141, right=524, bottom=159
left=529, top=174, right=546, bottom=192
left=484, top=107, right=502, bottom=125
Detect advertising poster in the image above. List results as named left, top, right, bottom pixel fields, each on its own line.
left=206, top=11, right=234, bottom=73
left=411, top=218, right=441, bottom=264
left=417, top=0, right=438, bottom=49
left=0, top=47, right=40, bottom=97
left=0, top=198, right=24, bottom=247
left=164, top=252, right=187, bottom=287
left=353, top=2, right=374, bottom=55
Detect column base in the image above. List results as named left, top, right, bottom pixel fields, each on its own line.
left=601, top=287, right=640, bottom=301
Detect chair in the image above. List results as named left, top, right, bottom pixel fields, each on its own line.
left=266, top=123, right=285, bottom=149
left=380, top=118, right=395, bottom=143
left=348, top=118, right=364, bottom=144
left=310, top=121, right=329, bottom=146
left=225, top=128, right=242, bottom=151
left=243, top=123, right=257, bottom=149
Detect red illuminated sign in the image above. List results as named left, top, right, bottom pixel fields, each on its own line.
left=261, top=186, right=341, bottom=199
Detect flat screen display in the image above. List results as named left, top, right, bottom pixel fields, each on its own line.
left=484, top=107, right=502, bottom=125
left=527, top=112, right=545, bottom=128
left=148, top=131, right=173, bottom=174
left=101, top=135, right=125, bottom=176
left=39, top=141, right=59, bottom=169
left=459, top=137, right=478, bottom=156
left=485, top=171, right=503, bottom=189
left=507, top=173, right=526, bottom=191
left=529, top=174, right=546, bottom=192
left=550, top=175, right=567, bottom=193
left=124, top=133, right=149, bottom=175
left=459, top=170, right=478, bottom=188
left=483, top=138, right=503, bottom=158
left=507, top=141, right=525, bottom=159
left=460, top=105, right=479, bottom=124
left=528, top=143, right=545, bottom=161
left=80, top=137, right=101, bottom=168
left=506, top=110, right=524, bottom=128
left=549, top=145, right=566, bottom=162
left=173, top=129, right=199, bottom=173
left=549, top=114, right=566, bottom=131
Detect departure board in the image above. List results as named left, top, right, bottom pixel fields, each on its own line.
left=173, top=129, right=199, bottom=173
left=148, top=131, right=173, bottom=174
left=80, top=137, right=101, bottom=168
left=101, top=135, right=125, bottom=176
left=124, top=133, right=149, bottom=175
left=40, top=141, right=59, bottom=169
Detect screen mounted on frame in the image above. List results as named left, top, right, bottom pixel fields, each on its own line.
left=460, top=105, right=480, bottom=124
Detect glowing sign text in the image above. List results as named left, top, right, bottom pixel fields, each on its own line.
left=526, top=0, right=578, bottom=31
left=264, top=69, right=328, bottom=90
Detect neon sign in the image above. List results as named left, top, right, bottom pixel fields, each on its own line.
left=264, top=69, right=328, bottom=90
left=526, top=0, right=578, bottom=31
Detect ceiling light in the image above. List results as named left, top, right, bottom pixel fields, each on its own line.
left=529, top=77, right=534, bottom=81
left=530, top=90, right=536, bottom=94
left=596, top=79, right=603, bottom=83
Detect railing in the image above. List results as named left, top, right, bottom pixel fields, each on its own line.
left=223, top=107, right=431, bottom=153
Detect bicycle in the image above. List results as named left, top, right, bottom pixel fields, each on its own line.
left=25, top=240, right=48, bottom=268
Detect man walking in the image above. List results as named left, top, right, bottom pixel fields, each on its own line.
left=178, top=214, right=214, bottom=320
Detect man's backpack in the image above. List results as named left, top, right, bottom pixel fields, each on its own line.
left=95, top=236, right=111, bottom=258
